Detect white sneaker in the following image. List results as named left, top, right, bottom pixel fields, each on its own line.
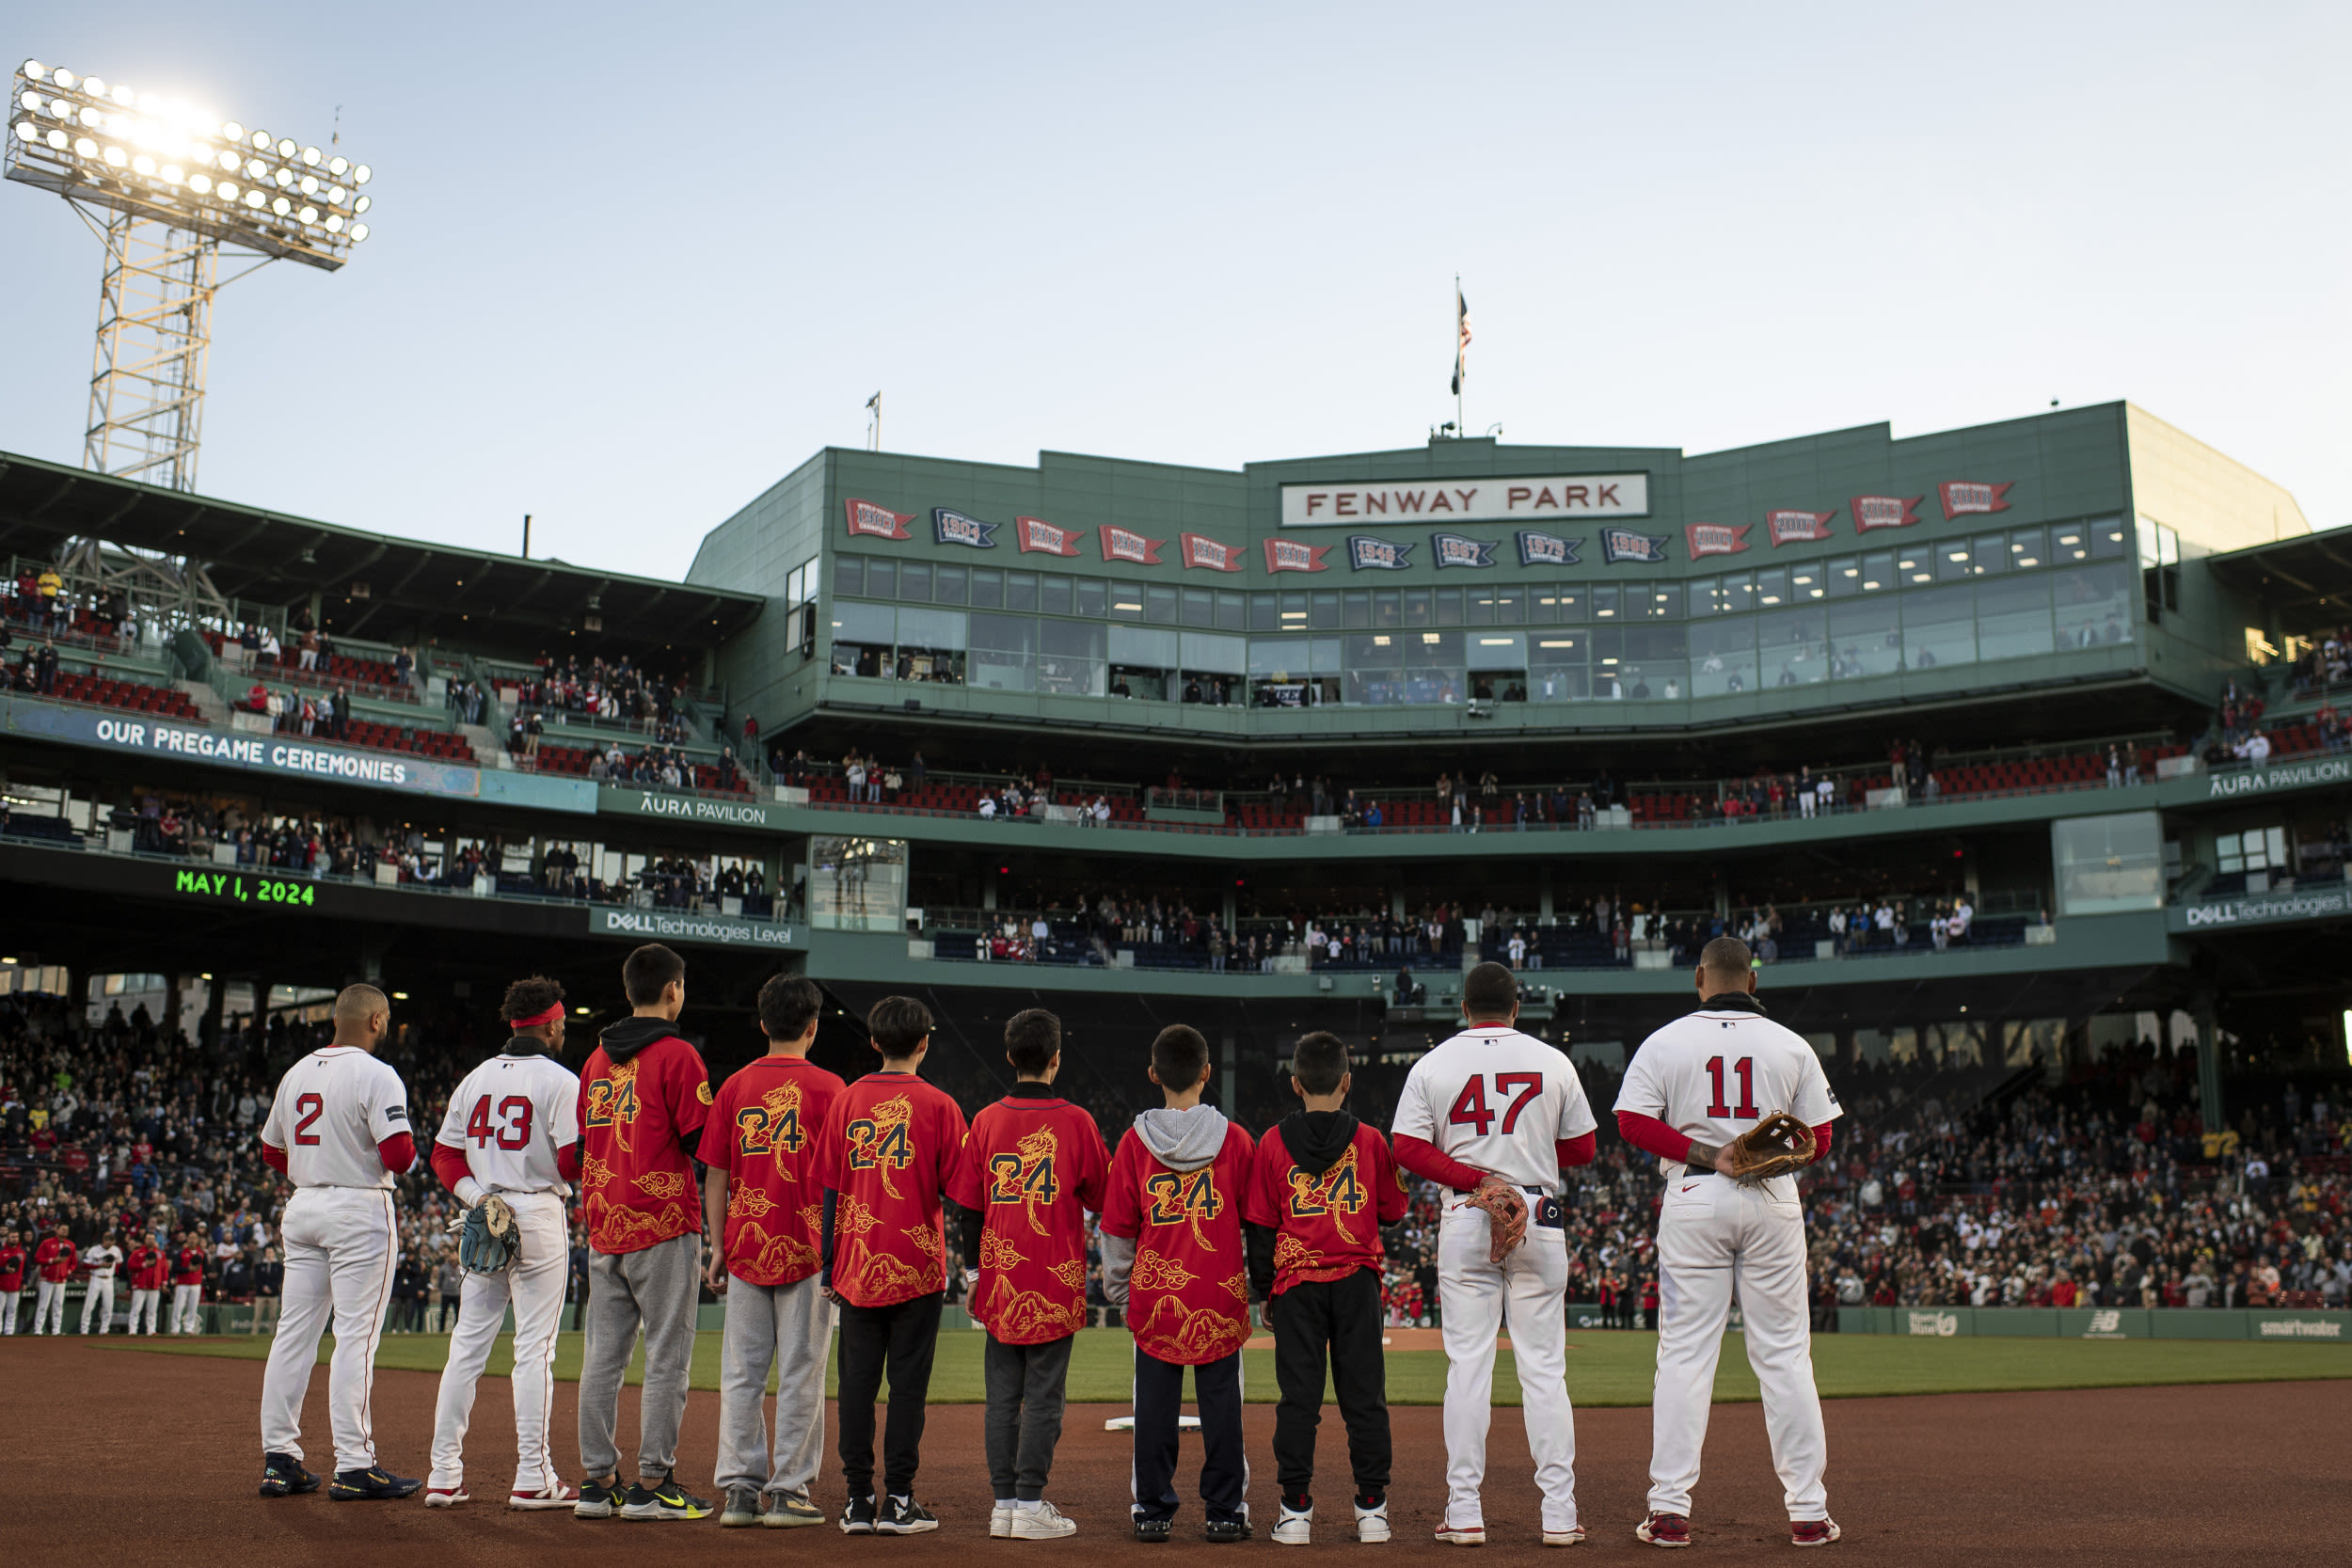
left=1010, top=1500, right=1078, bottom=1540
left=1274, top=1503, right=1312, bottom=1545
left=1356, top=1500, right=1391, bottom=1544
left=1435, top=1522, right=1486, bottom=1546
left=992, top=1502, right=1014, bottom=1539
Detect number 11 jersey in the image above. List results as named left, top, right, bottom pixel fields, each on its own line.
left=1613, top=1004, right=1841, bottom=1188
left=1391, top=1022, right=1597, bottom=1193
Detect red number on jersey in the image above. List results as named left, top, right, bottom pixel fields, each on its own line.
left=466, top=1096, right=496, bottom=1147
left=1495, top=1071, right=1546, bottom=1134
left=468, top=1095, right=533, bottom=1150
left=293, top=1092, right=324, bottom=1145
left=1448, top=1076, right=1496, bottom=1136
left=1704, top=1056, right=1759, bottom=1119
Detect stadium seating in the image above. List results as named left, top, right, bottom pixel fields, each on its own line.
left=40, top=671, right=205, bottom=722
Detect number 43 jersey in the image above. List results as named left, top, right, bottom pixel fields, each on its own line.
left=434, top=1048, right=581, bottom=1196
left=1391, top=1023, right=1598, bottom=1194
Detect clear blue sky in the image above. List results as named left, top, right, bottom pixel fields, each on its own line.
left=2, top=2, right=2344, bottom=579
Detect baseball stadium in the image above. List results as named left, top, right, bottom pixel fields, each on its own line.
left=5, top=22, right=2351, bottom=1568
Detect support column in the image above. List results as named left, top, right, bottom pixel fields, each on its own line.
left=1538, top=866, right=1554, bottom=926
left=1220, top=1026, right=1237, bottom=1115
left=2194, top=991, right=2224, bottom=1133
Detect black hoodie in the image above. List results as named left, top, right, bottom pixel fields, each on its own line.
left=1247, top=1108, right=1362, bottom=1298
left=597, top=1014, right=676, bottom=1064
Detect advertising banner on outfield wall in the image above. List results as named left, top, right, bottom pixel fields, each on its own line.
left=1842, top=1307, right=2350, bottom=1339
left=584, top=906, right=803, bottom=950
left=6, top=698, right=485, bottom=800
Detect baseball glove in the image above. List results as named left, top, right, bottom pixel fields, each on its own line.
left=456, top=1194, right=521, bottom=1275
left=1464, top=1175, right=1529, bottom=1263
left=1727, top=1112, right=1818, bottom=1186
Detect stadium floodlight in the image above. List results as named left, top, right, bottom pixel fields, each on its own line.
left=3, top=56, right=377, bottom=491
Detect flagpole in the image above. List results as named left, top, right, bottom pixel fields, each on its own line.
left=1454, top=274, right=1463, bottom=438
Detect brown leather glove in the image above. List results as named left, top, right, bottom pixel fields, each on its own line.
left=1727, top=1112, right=1818, bottom=1185
left=1463, top=1175, right=1529, bottom=1262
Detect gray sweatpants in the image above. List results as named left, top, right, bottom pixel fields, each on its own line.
left=716, top=1272, right=834, bottom=1496
left=579, top=1232, right=702, bottom=1483
left=985, top=1333, right=1075, bottom=1501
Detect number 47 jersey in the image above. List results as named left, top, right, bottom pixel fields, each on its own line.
left=435, top=1048, right=582, bottom=1196
left=1391, top=1022, right=1598, bottom=1193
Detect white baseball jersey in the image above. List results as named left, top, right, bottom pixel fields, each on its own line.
left=262, top=1046, right=412, bottom=1189
left=434, top=1047, right=581, bottom=1197
left=1614, top=1002, right=1842, bottom=1186
left=1392, top=1022, right=1597, bottom=1193
left=83, top=1243, right=122, bottom=1278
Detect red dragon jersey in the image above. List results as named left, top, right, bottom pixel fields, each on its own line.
left=946, top=1090, right=1110, bottom=1345
left=1243, top=1118, right=1409, bottom=1297
left=707, top=1054, right=847, bottom=1288
left=815, top=1070, right=968, bottom=1308
left=576, top=1033, right=712, bottom=1256
left=1101, top=1120, right=1256, bottom=1366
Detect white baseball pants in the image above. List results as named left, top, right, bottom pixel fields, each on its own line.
left=169, top=1283, right=202, bottom=1334
left=431, top=1192, right=569, bottom=1497
left=80, top=1276, right=116, bottom=1334
left=131, top=1288, right=162, bottom=1334
left=1437, top=1197, right=1578, bottom=1534
left=2, top=1290, right=18, bottom=1333
left=260, top=1186, right=398, bottom=1474
left=34, top=1278, right=67, bottom=1333
left=1649, top=1173, right=1828, bottom=1522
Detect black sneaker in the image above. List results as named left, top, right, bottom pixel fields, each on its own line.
left=328, top=1466, right=422, bottom=1501
left=720, top=1484, right=764, bottom=1528
left=1134, top=1516, right=1174, bottom=1544
left=877, top=1496, right=940, bottom=1535
left=259, top=1453, right=320, bottom=1497
left=621, top=1470, right=712, bottom=1521
left=841, top=1494, right=880, bottom=1535
left=1204, top=1517, right=1252, bottom=1544
left=575, top=1477, right=625, bottom=1519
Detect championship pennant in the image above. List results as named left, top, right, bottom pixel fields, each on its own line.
left=1598, top=528, right=1671, bottom=564
left=1684, top=523, right=1751, bottom=559
left=1851, top=496, right=1923, bottom=533
left=1347, top=535, right=1413, bottom=571
left=1766, top=509, right=1836, bottom=546
left=1098, top=525, right=1164, bottom=565
left=1180, top=532, right=1245, bottom=571
left=1263, top=537, right=1330, bottom=574
left=1938, top=481, right=2014, bottom=520
left=1517, top=530, right=1581, bottom=567
left=1014, top=515, right=1083, bottom=556
left=1430, top=532, right=1498, bottom=569
left=931, top=508, right=998, bottom=547
left=844, top=499, right=913, bottom=540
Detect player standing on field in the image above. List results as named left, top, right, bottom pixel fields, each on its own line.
left=1390, top=961, right=1599, bottom=1548
left=1613, top=937, right=1843, bottom=1550
left=168, top=1228, right=207, bottom=1334
left=127, top=1233, right=167, bottom=1334
left=77, top=1233, right=123, bottom=1334
left=423, top=974, right=583, bottom=1511
left=0, top=1229, right=26, bottom=1334
left=32, top=1222, right=75, bottom=1334
left=256, top=983, right=423, bottom=1501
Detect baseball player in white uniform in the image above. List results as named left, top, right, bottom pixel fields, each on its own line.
left=256, top=983, right=424, bottom=1502
left=424, top=975, right=583, bottom=1510
left=78, top=1238, right=122, bottom=1334
left=1613, top=937, right=1842, bottom=1549
left=1391, top=961, right=1599, bottom=1547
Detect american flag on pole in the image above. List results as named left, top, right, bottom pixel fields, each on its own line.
left=1451, top=285, right=1472, bottom=396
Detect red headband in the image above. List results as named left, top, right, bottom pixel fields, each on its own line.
left=509, top=1002, right=564, bottom=1030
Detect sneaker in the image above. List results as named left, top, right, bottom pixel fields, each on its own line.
left=1635, top=1513, right=1691, bottom=1548
left=1012, top=1500, right=1078, bottom=1540
left=1134, top=1516, right=1174, bottom=1544
left=877, top=1496, right=940, bottom=1535
left=764, top=1490, right=824, bottom=1528
left=1274, top=1502, right=1312, bottom=1545
left=721, top=1485, right=764, bottom=1528
left=329, top=1467, right=423, bottom=1501
left=1435, top=1522, right=1487, bottom=1546
left=510, top=1484, right=579, bottom=1511
left=992, top=1501, right=1015, bottom=1539
left=259, top=1453, right=320, bottom=1498
left=1204, top=1517, right=1252, bottom=1544
left=1542, top=1525, right=1586, bottom=1546
left=424, top=1487, right=469, bottom=1508
left=840, top=1494, right=879, bottom=1534
left=575, top=1478, right=625, bottom=1519
left=621, top=1470, right=712, bottom=1521
left=1791, top=1519, right=1842, bottom=1548
left=1355, top=1499, right=1391, bottom=1544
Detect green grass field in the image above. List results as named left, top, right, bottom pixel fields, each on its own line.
left=90, top=1326, right=2352, bottom=1405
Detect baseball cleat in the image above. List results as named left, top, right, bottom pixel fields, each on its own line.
left=1133, top=1516, right=1174, bottom=1543
left=1543, top=1525, right=1586, bottom=1546
left=992, top=1501, right=1015, bottom=1538
left=574, top=1478, right=625, bottom=1518
left=424, top=1486, right=469, bottom=1507
left=329, top=1466, right=423, bottom=1501
left=259, top=1453, right=320, bottom=1497
left=720, top=1485, right=763, bottom=1528
left=1011, top=1500, right=1078, bottom=1539
left=509, top=1484, right=579, bottom=1510
left=1791, top=1518, right=1842, bottom=1547
left=1274, top=1502, right=1312, bottom=1545
left=1202, top=1517, right=1252, bottom=1544
left=1635, top=1512, right=1691, bottom=1548
left=620, top=1470, right=711, bottom=1520
left=1435, top=1523, right=1487, bottom=1546
left=1355, top=1499, right=1391, bottom=1544
left=763, top=1490, right=823, bottom=1528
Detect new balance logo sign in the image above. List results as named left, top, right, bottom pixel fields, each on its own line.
left=2083, top=1310, right=2123, bottom=1338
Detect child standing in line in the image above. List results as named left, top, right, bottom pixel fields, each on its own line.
left=1100, top=1024, right=1259, bottom=1544
left=1245, top=1031, right=1409, bottom=1545
left=815, top=995, right=970, bottom=1536
left=946, top=1008, right=1110, bottom=1539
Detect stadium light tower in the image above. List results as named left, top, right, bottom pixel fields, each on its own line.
left=4, top=57, right=374, bottom=492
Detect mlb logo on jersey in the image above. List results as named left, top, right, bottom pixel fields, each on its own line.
left=1431, top=532, right=1498, bottom=569
left=1180, top=532, right=1246, bottom=571
left=932, top=508, right=999, bottom=547
left=1767, top=509, right=1836, bottom=546
left=1098, top=525, right=1165, bottom=565
left=1015, top=515, right=1082, bottom=556
left=844, top=499, right=913, bottom=540
left=1347, top=535, right=1413, bottom=571
left=1263, top=537, right=1330, bottom=574
left=1850, top=495, right=1923, bottom=532
left=1599, top=528, right=1671, bottom=564
left=1937, top=481, right=2014, bottom=520
left=1517, top=530, right=1581, bottom=567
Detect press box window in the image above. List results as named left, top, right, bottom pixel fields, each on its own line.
left=2216, top=827, right=2286, bottom=874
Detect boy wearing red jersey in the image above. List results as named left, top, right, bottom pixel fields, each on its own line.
left=1100, top=1024, right=1258, bottom=1544
left=1245, top=1032, right=1409, bottom=1545
left=704, top=974, right=844, bottom=1530
left=815, top=994, right=969, bottom=1537
left=946, top=1008, right=1110, bottom=1540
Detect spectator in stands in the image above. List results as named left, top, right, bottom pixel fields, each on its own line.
left=35, top=641, right=58, bottom=695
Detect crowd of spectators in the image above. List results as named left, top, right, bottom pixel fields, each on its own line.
left=506, top=652, right=691, bottom=737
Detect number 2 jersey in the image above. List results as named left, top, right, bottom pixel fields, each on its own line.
left=1391, top=1022, right=1597, bottom=1193
left=706, top=1053, right=847, bottom=1288
left=262, top=1045, right=413, bottom=1189
left=434, top=1047, right=580, bottom=1196
left=1613, top=1000, right=1842, bottom=1196
left=814, top=1069, right=968, bottom=1308
left=946, top=1086, right=1111, bottom=1344
left=1100, top=1106, right=1256, bottom=1365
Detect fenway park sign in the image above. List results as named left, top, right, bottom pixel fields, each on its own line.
left=1280, top=474, right=1650, bottom=528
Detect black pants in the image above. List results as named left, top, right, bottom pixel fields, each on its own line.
left=1132, top=1346, right=1247, bottom=1524
left=985, top=1333, right=1073, bottom=1501
left=835, top=1291, right=944, bottom=1499
left=1269, top=1269, right=1391, bottom=1500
